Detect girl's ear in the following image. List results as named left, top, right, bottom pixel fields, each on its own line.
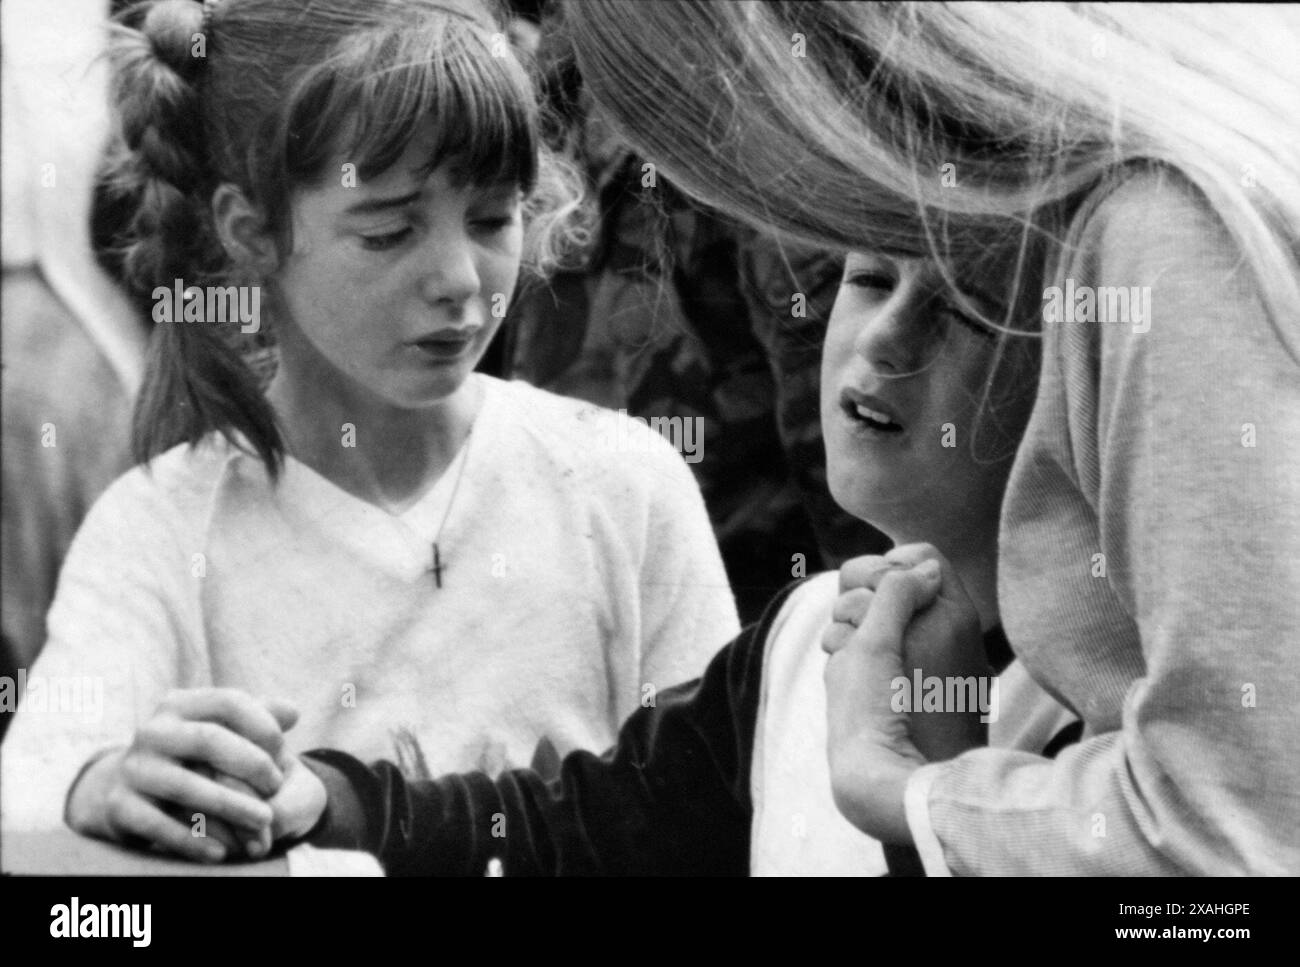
left=212, top=183, right=279, bottom=276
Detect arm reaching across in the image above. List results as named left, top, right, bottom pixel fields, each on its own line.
left=293, top=586, right=797, bottom=875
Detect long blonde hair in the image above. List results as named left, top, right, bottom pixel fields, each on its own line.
left=565, top=1, right=1300, bottom=359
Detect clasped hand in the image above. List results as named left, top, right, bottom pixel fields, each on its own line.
left=65, top=688, right=326, bottom=862
left=821, top=543, right=990, bottom=843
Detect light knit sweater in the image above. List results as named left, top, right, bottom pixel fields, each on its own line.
left=905, top=166, right=1300, bottom=875
left=2, top=375, right=739, bottom=831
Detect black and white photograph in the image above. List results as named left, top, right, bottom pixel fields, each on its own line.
left=0, top=0, right=1294, bottom=933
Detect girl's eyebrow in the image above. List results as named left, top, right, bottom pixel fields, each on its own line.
left=343, top=190, right=422, bottom=215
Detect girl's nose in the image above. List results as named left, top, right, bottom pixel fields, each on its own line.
left=853, top=279, right=934, bottom=375
left=421, top=230, right=481, bottom=306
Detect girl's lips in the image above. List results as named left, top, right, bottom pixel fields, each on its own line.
left=840, top=387, right=905, bottom=433
left=411, top=330, right=477, bottom=360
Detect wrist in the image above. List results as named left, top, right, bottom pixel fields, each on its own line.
left=269, top=755, right=329, bottom=846
left=295, top=752, right=372, bottom=852
left=872, top=759, right=919, bottom=844
left=830, top=749, right=920, bottom=844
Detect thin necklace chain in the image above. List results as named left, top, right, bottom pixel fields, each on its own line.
left=432, top=422, right=475, bottom=547
left=429, top=379, right=485, bottom=587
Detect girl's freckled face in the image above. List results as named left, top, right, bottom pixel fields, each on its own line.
left=821, top=250, right=1033, bottom=540
left=270, top=120, right=524, bottom=410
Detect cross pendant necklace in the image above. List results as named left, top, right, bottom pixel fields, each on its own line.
left=428, top=424, right=475, bottom=590
left=431, top=543, right=444, bottom=588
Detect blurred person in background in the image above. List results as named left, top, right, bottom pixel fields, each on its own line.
left=1, top=0, right=148, bottom=735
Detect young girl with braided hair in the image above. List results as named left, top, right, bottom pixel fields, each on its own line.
left=1, top=0, right=738, bottom=860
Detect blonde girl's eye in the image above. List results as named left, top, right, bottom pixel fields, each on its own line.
left=842, top=271, right=894, bottom=291
left=844, top=271, right=895, bottom=293
left=938, top=301, right=999, bottom=342
left=359, top=226, right=414, bottom=251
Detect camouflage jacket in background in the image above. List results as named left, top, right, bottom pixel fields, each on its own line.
left=502, top=150, right=887, bottom=623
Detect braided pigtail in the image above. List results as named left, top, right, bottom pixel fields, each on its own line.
left=107, top=0, right=283, bottom=478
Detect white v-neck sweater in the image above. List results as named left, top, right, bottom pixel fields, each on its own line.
left=2, top=375, right=739, bottom=830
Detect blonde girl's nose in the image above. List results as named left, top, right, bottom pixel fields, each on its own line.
left=854, top=282, right=933, bottom=375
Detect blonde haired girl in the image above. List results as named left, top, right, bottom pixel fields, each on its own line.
left=564, top=0, right=1300, bottom=874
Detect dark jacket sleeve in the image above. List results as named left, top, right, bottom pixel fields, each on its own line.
left=302, top=582, right=805, bottom=876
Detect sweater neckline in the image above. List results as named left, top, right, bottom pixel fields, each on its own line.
left=278, top=374, right=499, bottom=545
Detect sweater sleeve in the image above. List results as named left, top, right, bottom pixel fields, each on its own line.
left=634, top=437, right=742, bottom=695
left=302, top=583, right=797, bottom=876
left=910, top=167, right=1300, bottom=874
left=0, top=465, right=205, bottom=831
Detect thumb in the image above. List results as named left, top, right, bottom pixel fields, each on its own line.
left=854, top=560, right=941, bottom=649
left=264, top=698, right=299, bottom=733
